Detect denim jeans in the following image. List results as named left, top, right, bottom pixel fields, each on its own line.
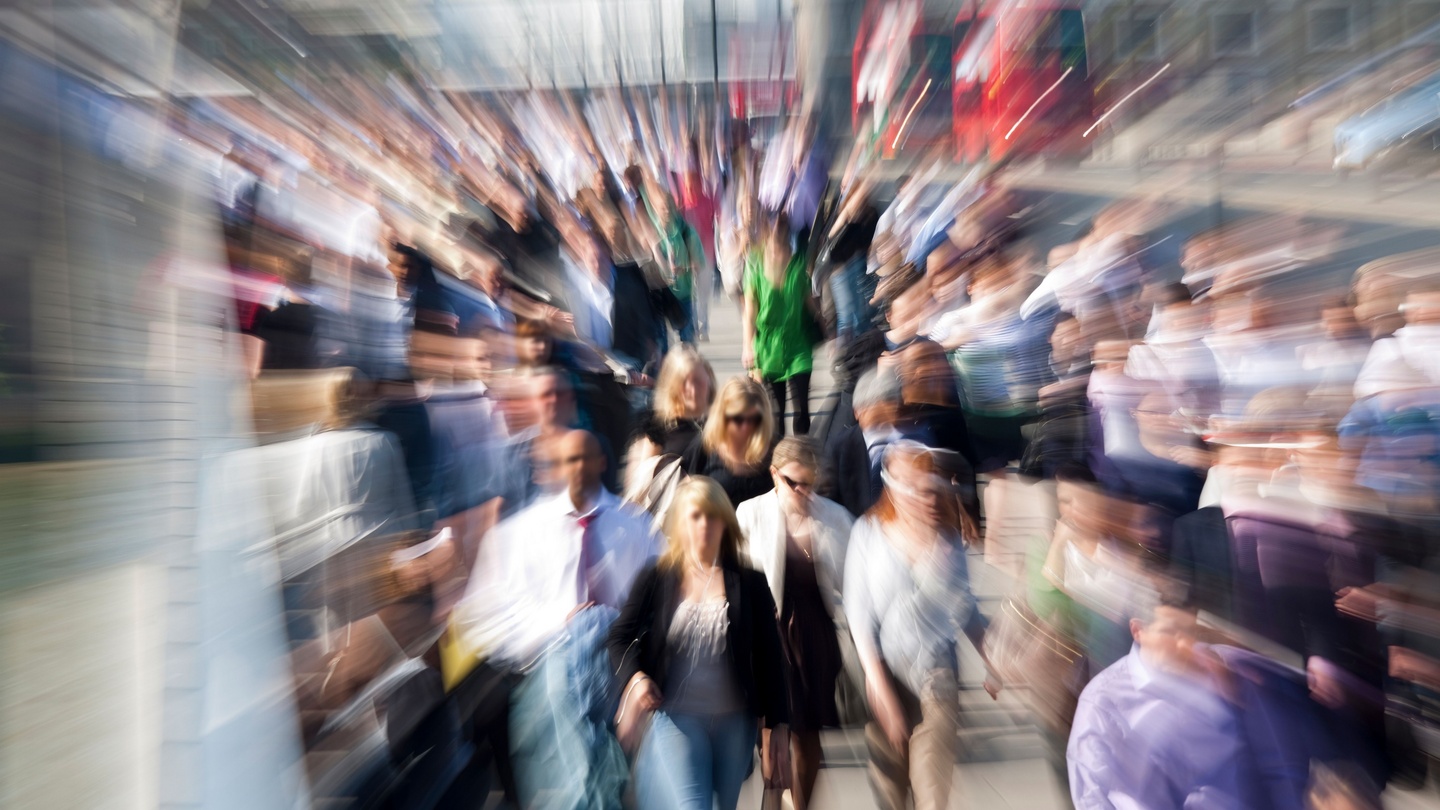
left=636, top=711, right=757, bottom=810
left=830, top=256, right=877, bottom=348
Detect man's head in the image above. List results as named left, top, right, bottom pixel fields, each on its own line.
left=854, top=366, right=904, bottom=432
left=559, top=429, right=606, bottom=508
left=409, top=322, right=466, bottom=384
left=528, top=367, right=575, bottom=431
left=1130, top=595, right=1200, bottom=676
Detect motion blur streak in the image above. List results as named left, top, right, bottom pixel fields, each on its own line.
left=4, top=0, right=1440, bottom=809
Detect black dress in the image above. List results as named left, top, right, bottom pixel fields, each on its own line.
left=779, top=533, right=842, bottom=731
left=680, top=438, right=774, bottom=507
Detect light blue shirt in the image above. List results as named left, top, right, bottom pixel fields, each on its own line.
left=564, top=252, right=614, bottom=352
left=843, top=515, right=976, bottom=696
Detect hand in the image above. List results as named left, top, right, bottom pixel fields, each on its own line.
left=866, top=673, right=910, bottom=753
left=1390, top=646, right=1440, bottom=691
left=1336, top=586, right=1383, bottom=622
left=983, top=673, right=1003, bottom=700
left=616, top=673, right=662, bottom=752
left=741, top=346, right=755, bottom=371
left=1168, top=445, right=1214, bottom=470
left=761, top=725, right=792, bottom=789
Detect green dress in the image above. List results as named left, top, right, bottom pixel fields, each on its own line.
left=744, top=252, right=817, bottom=382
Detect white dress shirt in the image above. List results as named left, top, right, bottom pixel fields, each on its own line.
left=456, top=487, right=660, bottom=670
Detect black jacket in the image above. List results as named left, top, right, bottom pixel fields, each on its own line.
left=611, top=261, right=666, bottom=376
left=824, top=423, right=876, bottom=519
left=607, top=560, right=790, bottom=728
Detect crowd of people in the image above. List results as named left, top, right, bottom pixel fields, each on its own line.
left=215, top=76, right=1440, bottom=810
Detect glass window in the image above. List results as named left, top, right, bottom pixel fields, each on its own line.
left=1212, top=11, right=1257, bottom=57
left=1307, top=7, right=1352, bottom=52
left=954, top=17, right=996, bottom=83
left=1116, top=14, right=1160, bottom=60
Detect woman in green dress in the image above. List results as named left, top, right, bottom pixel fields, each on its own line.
left=742, top=215, right=820, bottom=436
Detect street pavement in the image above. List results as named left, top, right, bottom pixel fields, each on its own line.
left=699, top=290, right=1073, bottom=809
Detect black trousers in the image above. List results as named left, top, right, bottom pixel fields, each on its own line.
left=769, top=371, right=812, bottom=437
left=450, top=660, right=520, bottom=807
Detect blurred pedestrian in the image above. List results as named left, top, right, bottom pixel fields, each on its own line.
left=743, top=215, right=821, bottom=436
left=681, top=376, right=777, bottom=507
left=845, top=441, right=982, bottom=810
left=608, top=477, right=790, bottom=810
left=651, top=344, right=717, bottom=456
left=737, top=436, right=854, bottom=809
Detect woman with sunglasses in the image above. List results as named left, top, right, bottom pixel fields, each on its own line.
left=681, top=376, right=777, bottom=507
left=736, top=436, right=854, bottom=809
left=844, top=440, right=982, bottom=810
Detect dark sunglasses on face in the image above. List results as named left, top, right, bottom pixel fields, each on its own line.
left=778, top=472, right=814, bottom=492
left=726, top=412, right=763, bottom=428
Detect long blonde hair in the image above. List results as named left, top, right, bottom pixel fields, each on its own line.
left=660, top=476, right=747, bottom=571
left=653, top=344, right=716, bottom=426
left=700, top=375, right=775, bottom=469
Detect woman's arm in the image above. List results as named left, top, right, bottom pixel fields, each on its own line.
left=607, top=563, right=658, bottom=687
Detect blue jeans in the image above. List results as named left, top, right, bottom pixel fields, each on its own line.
left=635, top=711, right=756, bottom=810
left=830, top=256, right=876, bottom=348
left=677, top=296, right=696, bottom=344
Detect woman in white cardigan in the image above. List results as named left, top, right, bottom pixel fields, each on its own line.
left=736, top=436, right=855, bottom=810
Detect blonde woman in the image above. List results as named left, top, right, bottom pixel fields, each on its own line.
left=607, top=477, right=790, bottom=810
left=681, top=375, right=777, bottom=506
left=651, top=345, right=717, bottom=456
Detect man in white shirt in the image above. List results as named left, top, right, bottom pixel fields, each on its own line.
left=457, top=429, right=660, bottom=669
left=454, top=429, right=660, bottom=807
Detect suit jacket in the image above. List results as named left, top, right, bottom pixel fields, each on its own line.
left=607, top=560, right=790, bottom=728
left=610, top=261, right=663, bottom=375
left=823, top=423, right=875, bottom=520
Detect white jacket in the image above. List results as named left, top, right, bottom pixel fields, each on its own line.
left=736, top=490, right=855, bottom=618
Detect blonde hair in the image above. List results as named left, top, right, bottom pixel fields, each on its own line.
left=700, top=375, right=775, bottom=469
left=660, top=476, right=747, bottom=570
left=772, top=435, right=821, bottom=473
left=653, top=344, right=717, bottom=426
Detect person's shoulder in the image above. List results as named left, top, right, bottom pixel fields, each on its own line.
left=736, top=564, right=770, bottom=594
left=611, top=498, right=659, bottom=532
left=735, top=488, right=778, bottom=523
left=1078, top=654, right=1135, bottom=704
left=680, top=434, right=709, bottom=470
left=829, top=423, right=864, bottom=455
left=812, top=495, right=856, bottom=528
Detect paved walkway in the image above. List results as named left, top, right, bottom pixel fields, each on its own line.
left=698, top=289, right=1072, bottom=809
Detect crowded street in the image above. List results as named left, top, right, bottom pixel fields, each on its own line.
left=6, top=0, right=1440, bottom=808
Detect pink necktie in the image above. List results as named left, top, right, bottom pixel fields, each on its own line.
left=577, top=512, right=598, bottom=605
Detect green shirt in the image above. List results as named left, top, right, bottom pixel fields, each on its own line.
left=657, top=216, right=701, bottom=302
left=744, top=252, right=816, bottom=382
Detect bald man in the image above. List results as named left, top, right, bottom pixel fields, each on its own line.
left=456, top=429, right=661, bottom=668
left=453, top=430, right=660, bottom=807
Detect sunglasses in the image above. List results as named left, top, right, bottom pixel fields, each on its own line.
left=778, top=472, right=814, bottom=493
left=726, top=413, right=763, bottom=428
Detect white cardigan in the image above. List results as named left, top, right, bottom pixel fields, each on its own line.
left=736, top=490, right=855, bottom=617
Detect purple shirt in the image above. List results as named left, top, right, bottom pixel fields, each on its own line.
left=1068, top=646, right=1256, bottom=810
